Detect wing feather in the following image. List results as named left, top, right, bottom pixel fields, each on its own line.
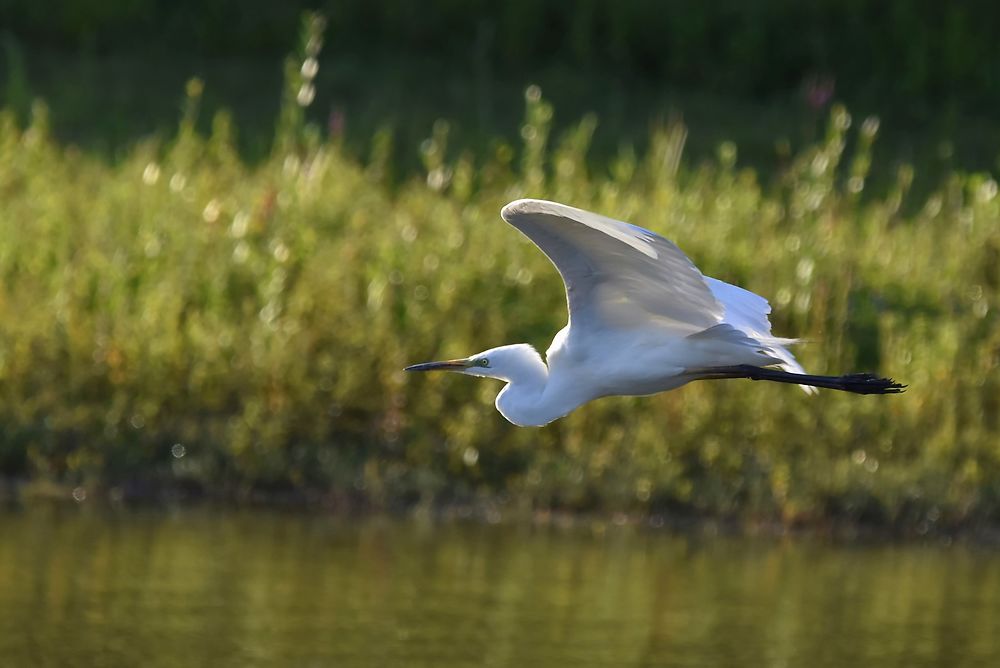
left=706, top=276, right=815, bottom=393
left=500, top=199, right=723, bottom=335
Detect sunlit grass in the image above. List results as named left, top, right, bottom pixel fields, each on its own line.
left=0, top=19, right=997, bottom=528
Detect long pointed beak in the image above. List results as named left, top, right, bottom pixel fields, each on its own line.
left=404, top=358, right=470, bottom=372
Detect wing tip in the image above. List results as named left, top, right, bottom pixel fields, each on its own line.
left=501, top=198, right=551, bottom=222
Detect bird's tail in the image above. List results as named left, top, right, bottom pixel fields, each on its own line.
left=759, top=339, right=817, bottom=395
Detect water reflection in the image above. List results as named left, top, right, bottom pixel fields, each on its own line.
left=0, top=508, right=997, bottom=667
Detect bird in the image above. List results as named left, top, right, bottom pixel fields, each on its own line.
left=406, top=199, right=904, bottom=426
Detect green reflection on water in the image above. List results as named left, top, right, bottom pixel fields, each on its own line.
left=0, top=508, right=997, bottom=667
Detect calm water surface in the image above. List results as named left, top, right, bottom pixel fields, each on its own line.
left=0, top=507, right=998, bottom=667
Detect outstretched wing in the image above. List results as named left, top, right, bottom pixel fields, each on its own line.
left=500, top=199, right=723, bottom=336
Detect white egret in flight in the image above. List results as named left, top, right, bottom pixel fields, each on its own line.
left=407, top=199, right=904, bottom=426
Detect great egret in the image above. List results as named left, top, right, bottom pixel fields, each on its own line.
left=406, top=199, right=903, bottom=426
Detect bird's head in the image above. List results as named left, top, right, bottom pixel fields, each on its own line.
left=405, top=344, right=545, bottom=382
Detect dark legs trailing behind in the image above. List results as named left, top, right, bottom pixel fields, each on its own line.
left=694, top=365, right=906, bottom=395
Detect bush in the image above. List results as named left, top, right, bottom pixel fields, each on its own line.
left=0, top=20, right=998, bottom=528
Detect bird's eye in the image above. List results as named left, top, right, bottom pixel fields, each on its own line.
left=479, top=358, right=490, bottom=367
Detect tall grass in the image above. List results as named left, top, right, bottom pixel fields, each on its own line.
left=0, top=26, right=997, bottom=527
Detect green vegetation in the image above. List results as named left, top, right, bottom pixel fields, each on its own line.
left=9, top=1, right=1000, bottom=116
left=6, top=2, right=1000, bottom=179
left=1, top=16, right=998, bottom=530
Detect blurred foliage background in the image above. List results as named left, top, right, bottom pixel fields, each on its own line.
left=4, top=0, right=1000, bottom=178
left=0, top=5, right=998, bottom=530
left=6, top=0, right=999, bottom=111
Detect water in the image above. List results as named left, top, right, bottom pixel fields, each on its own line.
left=0, top=508, right=997, bottom=667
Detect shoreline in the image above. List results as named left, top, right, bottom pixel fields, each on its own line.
left=6, top=477, right=998, bottom=546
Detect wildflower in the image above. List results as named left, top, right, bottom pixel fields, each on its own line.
left=328, top=107, right=346, bottom=139
left=803, top=75, right=835, bottom=111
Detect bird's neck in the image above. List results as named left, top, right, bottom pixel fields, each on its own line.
left=494, top=356, right=582, bottom=427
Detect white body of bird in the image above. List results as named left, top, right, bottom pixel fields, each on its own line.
left=406, top=199, right=902, bottom=426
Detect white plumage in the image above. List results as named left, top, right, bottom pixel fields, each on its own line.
left=406, top=199, right=902, bottom=426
